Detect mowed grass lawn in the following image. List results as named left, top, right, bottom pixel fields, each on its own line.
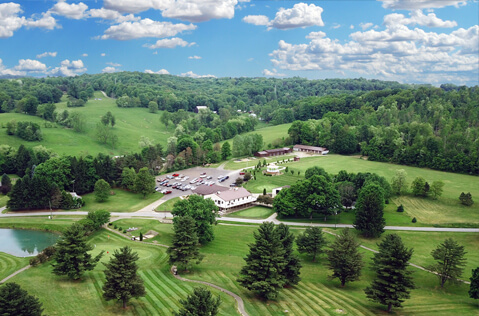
left=0, top=91, right=173, bottom=156
left=10, top=229, right=238, bottom=316
left=0, top=252, right=29, bottom=281
left=0, top=216, right=78, bottom=232
left=243, top=154, right=479, bottom=226
left=80, top=188, right=162, bottom=213
left=223, top=154, right=297, bottom=170
left=107, top=220, right=479, bottom=316
left=225, top=206, right=275, bottom=219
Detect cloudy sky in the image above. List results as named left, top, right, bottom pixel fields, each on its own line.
left=0, top=0, right=477, bottom=85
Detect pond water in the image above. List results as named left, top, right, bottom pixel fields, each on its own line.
left=0, top=229, right=60, bottom=257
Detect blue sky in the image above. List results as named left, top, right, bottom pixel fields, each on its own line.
left=0, top=0, right=477, bottom=85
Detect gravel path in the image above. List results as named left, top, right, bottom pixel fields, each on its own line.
left=171, top=266, right=248, bottom=316
left=0, top=265, right=31, bottom=284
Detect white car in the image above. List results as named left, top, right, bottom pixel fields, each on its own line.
left=217, top=175, right=224, bottom=179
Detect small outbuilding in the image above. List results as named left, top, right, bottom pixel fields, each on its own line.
left=293, top=144, right=329, bottom=155
left=254, top=147, right=293, bottom=158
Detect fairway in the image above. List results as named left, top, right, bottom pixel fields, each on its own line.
left=224, top=206, right=275, bottom=219
left=8, top=230, right=239, bottom=316
left=80, top=188, right=162, bottom=213
left=0, top=252, right=29, bottom=281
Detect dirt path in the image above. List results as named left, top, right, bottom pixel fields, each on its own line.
left=171, top=266, right=248, bottom=316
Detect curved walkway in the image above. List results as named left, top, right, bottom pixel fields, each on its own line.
left=0, top=265, right=31, bottom=284
left=171, top=266, right=248, bottom=316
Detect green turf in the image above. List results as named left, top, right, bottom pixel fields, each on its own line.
left=9, top=229, right=239, bottom=315
left=156, top=197, right=181, bottom=212
left=0, top=92, right=173, bottom=156
left=0, top=195, right=8, bottom=208
left=0, top=216, right=78, bottom=232
left=110, top=218, right=174, bottom=245
left=0, top=252, right=30, bottom=281
left=80, top=188, right=162, bottom=213
left=224, top=206, right=275, bottom=219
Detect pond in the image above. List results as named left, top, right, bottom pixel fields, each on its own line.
left=0, top=229, right=60, bottom=257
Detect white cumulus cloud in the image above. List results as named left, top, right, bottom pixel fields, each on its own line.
left=36, top=51, right=57, bottom=59
left=145, top=69, right=170, bottom=74
left=49, top=1, right=88, bottom=20
left=384, top=10, right=457, bottom=28
left=180, top=71, right=216, bottom=78
left=360, top=22, right=374, bottom=31
left=107, top=62, right=122, bottom=67
left=14, top=59, right=47, bottom=72
left=50, top=59, right=87, bottom=77
left=87, top=8, right=140, bottom=23
left=104, top=0, right=238, bottom=22
left=102, top=66, right=119, bottom=73
left=82, top=53, right=88, bottom=57
left=99, top=18, right=196, bottom=40
left=188, top=55, right=202, bottom=59
left=144, top=37, right=195, bottom=49
left=243, top=3, right=324, bottom=30
left=0, top=3, right=59, bottom=38
left=262, top=68, right=286, bottom=77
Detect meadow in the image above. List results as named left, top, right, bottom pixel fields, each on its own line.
left=241, top=154, right=479, bottom=226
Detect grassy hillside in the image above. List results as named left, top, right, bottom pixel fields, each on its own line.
left=0, top=92, right=172, bottom=156
left=220, top=123, right=292, bottom=151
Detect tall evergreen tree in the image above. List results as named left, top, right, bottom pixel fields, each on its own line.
left=327, top=228, right=363, bottom=287
left=167, top=216, right=204, bottom=271
left=221, top=141, right=231, bottom=160
left=238, top=222, right=287, bottom=300
left=52, top=223, right=104, bottom=280
left=296, top=226, right=327, bottom=262
left=0, top=282, right=43, bottom=316
left=469, top=267, right=479, bottom=300
left=0, top=173, right=12, bottom=195
left=429, top=238, right=467, bottom=287
left=353, top=183, right=386, bottom=238
left=174, top=287, right=221, bottom=316
left=102, top=246, right=146, bottom=309
left=275, top=224, right=301, bottom=286
left=365, top=234, right=415, bottom=313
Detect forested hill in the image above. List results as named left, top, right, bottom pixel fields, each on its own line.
left=0, top=72, right=411, bottom=114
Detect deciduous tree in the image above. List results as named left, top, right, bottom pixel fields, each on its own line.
left=391, top=169, right=407, bottom=195
left=102, top=246, right=146, bottom=309
left=429, top=180, right=444, bottom=200
left=134, top=167, right=155, bottom=198
left=327, top=228, right=363, bottom=286
left=429, top=238, right=467, bottom=287
left=365, top=234, right=415, bottom=313
left=94, top=179, right=110, bottom=202
left=353, top=183, right=385, bottom=238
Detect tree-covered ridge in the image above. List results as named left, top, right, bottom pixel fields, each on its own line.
left=288, top=86, right=479, bottom=175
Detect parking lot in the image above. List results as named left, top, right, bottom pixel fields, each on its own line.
left=155, top=166, right=243, bottom=201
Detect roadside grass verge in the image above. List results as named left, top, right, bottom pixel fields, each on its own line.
left=80, top=189, right=162, bottom=213
left=0, top=216, right=78, bottom=232
left=156, top=197, right=180, bottom=212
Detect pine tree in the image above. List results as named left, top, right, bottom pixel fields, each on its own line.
left=275, top=224, right=301, bottom=286
left=238, top=222, right=287, bottom=300
left=52, top=223, right=104, bottom=280
left=353, top=183, right=385, bottom=238
left=174, top=287, right=221, bottom=316
left=167, top=216, right=204, bottom=271
left=429, top=238, right=467, bottom=287
left=327, top=228, right=363, bottom=287
left=0, top=282, right=43, bottom=316
left=102, top=246, right=146, bottom=309
left=469, top=267, right=479, bottom=300
left=0, top=173, right=12, bottom=195
left=221, top=141, right=231, bottom=160
left=365, top=234, right=415, bottom=313
left=296, top=226, right=327, bottom=262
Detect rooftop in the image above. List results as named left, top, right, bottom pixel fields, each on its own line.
left=214, top=187, right=252, bottom=201
left=193, top=184, right=229, bottom=196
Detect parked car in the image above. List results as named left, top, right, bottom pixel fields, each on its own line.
left=164, top=190, right=172, bottom=194
left=172, top=173, right=179, bottom=177
left=239, top=172, right=245, bottom=175
left=206, top=176, right=212, bottom=180
left=217, top=175, right=224, bottom=179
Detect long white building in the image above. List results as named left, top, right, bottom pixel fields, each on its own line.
left=204, top=187, right=256, bottom=212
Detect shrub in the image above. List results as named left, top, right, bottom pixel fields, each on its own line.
left=108, top=222, right=112, bottom=226
left=140, top=232, right=143, bottom=241
left=43, top=246, right=56, bottom=258
left=29, top=257, right=40, bottom=267
left=119, top=227, right=123, bottom=231
left=412, top=217, right=417, bottom=223
left=114, top=224, right=117, bottom=229
left=37, top=253, right=48, bottom=263
left=123, top=230, right=127, bottom=233
left=397, top=204, right=404, bottom=212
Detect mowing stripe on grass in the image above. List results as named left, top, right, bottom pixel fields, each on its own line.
left=140, top=270, right=175, bottom=312
left=279, top=288, right=319, bottom=315
left=138, top=290, right=164, bottom=315
left=293, top=284, right=332, bottom=311
left=286, top=285, right=330, bottom=315
left=401, top=303, right=467, bottom=313
left=143, top=269, right=187, bottom=312
left=89, top=272, right=107, bottom=307
left=155, top=268, right=191, bottom=298
left=307, top=282, right=375, bottom=316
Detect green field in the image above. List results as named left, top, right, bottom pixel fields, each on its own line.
left=223, top=154, right=297, bottom=170
left=0, top=195, right=8, bottom=208
left=242, top=154, right=479, bottom=226
left=80, top=188, right=162, bottom=213
left=8, top=229, right=238, bottom=315
left=0, top=216, right=78, bottom=232
left=225, top=206, right=275, bottom=219
left=155, top=197, right=181, bottom=212
left=0, top=92, right=172, bottom=156
left=219, top=123, right=292, bottom=152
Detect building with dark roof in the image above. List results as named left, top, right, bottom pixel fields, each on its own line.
left=192, top=184, right=229, bottom=196
left=254, top=147, right=293, bottom=158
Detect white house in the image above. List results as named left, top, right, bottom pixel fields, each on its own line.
left=205, top=187, right=256, bottom=212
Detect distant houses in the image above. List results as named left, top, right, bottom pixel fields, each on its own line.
left=194, top=106, right=208, bottom=113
